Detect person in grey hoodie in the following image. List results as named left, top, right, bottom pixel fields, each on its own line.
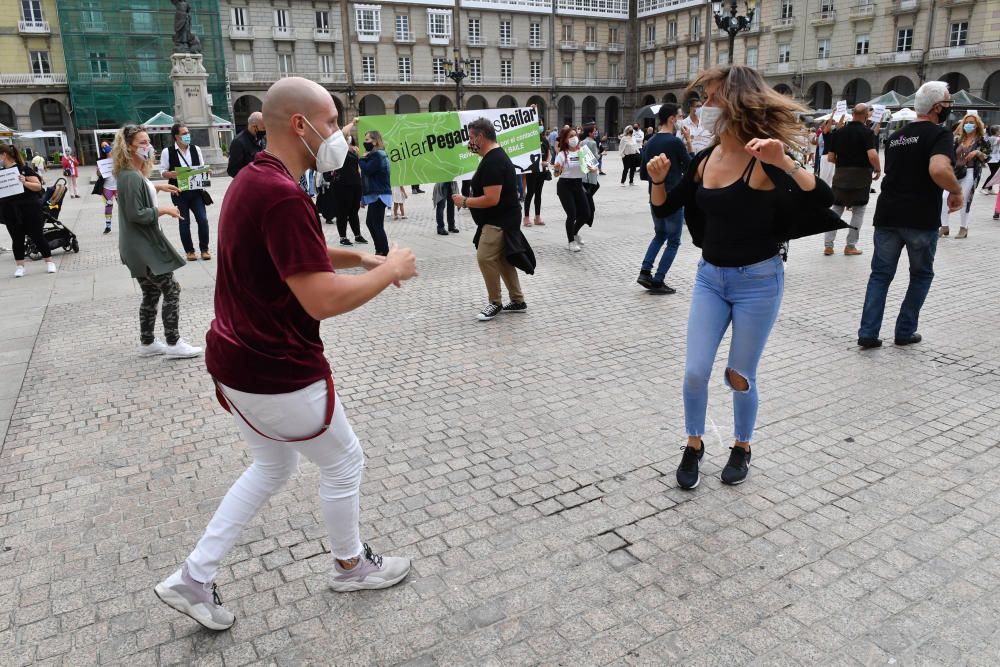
left=432, top=181, right=459, bottom=235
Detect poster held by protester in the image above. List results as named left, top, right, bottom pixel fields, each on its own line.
left=0, top=166, right=25, bottom=199
left=871, top=105, right=886, bottom=124
left=176, top=165, right=211, bottom=191
left=358, top=107, right=542, bottom=187
left=96, top=158, right=114, bottom=179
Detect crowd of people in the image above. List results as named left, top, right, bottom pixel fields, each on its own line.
left=0, top=65, right=992, bottom=634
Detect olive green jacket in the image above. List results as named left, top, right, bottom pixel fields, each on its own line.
left=116, top=166, right=186, bottom=278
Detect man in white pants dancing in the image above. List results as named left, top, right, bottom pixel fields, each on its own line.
left=154, top=77, right=419, bottom=631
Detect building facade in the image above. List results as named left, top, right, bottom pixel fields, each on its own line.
left=0, top=0, right=73, bottom=157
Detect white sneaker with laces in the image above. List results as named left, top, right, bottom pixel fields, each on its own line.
left=138, top=340, right=168, bottom=357
left=329, top=544, right=411, bottom=592
left=575, top=233, right=585, bottom=247
left=14, top=266, right=25, bottom=278
left=46, top=262, right=57, bottom=274
left=154, top=564, right=235, bottom=631
left=164, top=339, right=203, bottom=359
left=568, top=241, right=581, bottom=253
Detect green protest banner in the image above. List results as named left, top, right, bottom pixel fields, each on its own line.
left=357, top=108, right=542, bottom=187
left=176, top=165, right=211, bottom=191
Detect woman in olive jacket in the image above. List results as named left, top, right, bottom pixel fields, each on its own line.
left=113, top=124, right=202, bottom=359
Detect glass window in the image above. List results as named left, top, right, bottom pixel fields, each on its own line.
left=856, top=34, right=869, bottom=55
left=530, top=23, right=541, bottom=47
left=817, top=39, right=830, bottom=59
left=469, top=59, right=481, bottom=84
left=781, top=0, right=793, bottom=19
left=609, top=62, right=619, bottom=80
left=778, top=44, right=791, bottom=63
left=468, top=18, right=481, bottom=44
left=319, top=54, right=334, bottom=75
left=132, top=10, right=154, bottom=32
left=274, top=10, right=288, bottom=28
left=821, top=1, right=833, bottom=12
left=501, top=60, right=512, bottom=84
left=235, top=53, right=252, bottom=72
left=666, top=58, right=676, bottom=78
left=89, top=51, right=109, bottom=78
left=667, top=21, right=677, bottom=38
left=746, top=46, right=758, bottom=67
left=433, top=57, right=446, bottom=83
left=531, top=60, right=541, bottom=84
left=398, top=57, right=411, bottom=83
left=315, top=11, right=329, bottom=31
left=690, top=15, right=700, bottom=36
left=609, top=27, right=618, bottom=43
left=645, top=61, right=654, bottom=81
left=562, top=24, right=573, bottom=41
left=718, top=50, right=728, bottom=65
left=896, top=27, right=912, bottom=52
left=562, top=61, right=573, bottom=78
left=30, top=51, right=51, bottom=75
left=356, top=7, right=380, bottom=38
left=361, top=55, right=376, bottom=82
left=586, top=62, right=596, bottom=81
left=950, top=22, right=968, bottom=48
left=500, top=20, right=512, bottom=46
left=277, top=53, right=293, bottom=76
left=428, top=10, right=451, bottom=41
left=586, top=26, right=597, bottom=43
left=231, top=7, right=246, bottom=28
left=21, top=0, right=43, bottom=22
left=688, top=55, right=699, bottom=77
left=646, top=22, right=655, bottom=43
left=396, top=15, right=409, bottom=39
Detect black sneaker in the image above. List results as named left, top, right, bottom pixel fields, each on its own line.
left=676, top=442, right=704, bottom=490
left=894, top=333, right=922, bottom=346
left=103, top=226, right=111, bottom=235
left=339, top=237, right=353, bottom=246
left=437, top=229, right=449, bottom=236
left=648, top=281, right=676, bottom=295
left=993, top=212, right=999, bottom=220
left=502, top=301, right=527, bottom=314
left=721, top=446, right=751, bottom=485
left=324, top=218, right=335, bottom=225
left=857, top=337, right=882, bottom=349
left=449, top=227, right=460, bottom=233
left=477, top=302, right=502, bottom=321
left=354, top=236, right=369, bottom=244
left=636, top=270, right=654, bottom=289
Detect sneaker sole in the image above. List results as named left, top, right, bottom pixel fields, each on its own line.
left=328, top=566, right=410, bottom=592
left=154, top=583, right=234, bottom=631
left=721, top=475, right=748, bottom=486
left=164, top=352, right=202, bottom=359
left=477, top=316, right=497, bottom=321
left=503, top=309, right=527, bottom=314
left=677, top=474, right=700, bottom=490
left=137, top=350, right=165, bottom=357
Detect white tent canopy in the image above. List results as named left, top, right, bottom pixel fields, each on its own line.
left=14, top=129, right=70, bottom=154
left=890, top=108, right=917, bottom=122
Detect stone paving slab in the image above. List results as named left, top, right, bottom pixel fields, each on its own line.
left=1, top=157, right=1000, bottom=666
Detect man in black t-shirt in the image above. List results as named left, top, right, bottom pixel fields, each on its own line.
left=824, top=104, right=881, bottom=256
left=858, top=82, right=963, bottom=349
left=452, top=118, right=525, bottom=321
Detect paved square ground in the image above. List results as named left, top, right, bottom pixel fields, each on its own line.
left=1, top=156, right=999, bottom=666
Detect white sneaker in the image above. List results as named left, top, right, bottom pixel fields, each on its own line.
left=164, top=339, right=203, bottom=359
left=575, top=233, right=585, bottom=247
left=46, top=262, right=57, bottom=274
left=138, top=340, right=168, bottom=357
left=13, top=266, right=25, bottom=278
left=568, top=241, right=581, bottom=253
left=154, top=564, right=235, bottom=631
left=329, top=544, right=411, bottom=592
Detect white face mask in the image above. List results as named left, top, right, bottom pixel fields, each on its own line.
left=700, top=106, right=723, bottom=135
left=568, top=136, right=579, bottom=148
left=301, top=117, right=349, bottom=173
left=136, top=145, right=154, bottom=160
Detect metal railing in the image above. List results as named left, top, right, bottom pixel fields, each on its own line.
left=230, top=71, right=348, bottom=84
left=18, top=19, right=50, bottom=33
left=0, top=72, right=68, bottom=85
left=229, top=25, right=253, bottom=39
left=556, top=77, right=627, bottom=87
left=848, top=3, right=876, bottom=19
left=272, top=26, right=295, bottom=40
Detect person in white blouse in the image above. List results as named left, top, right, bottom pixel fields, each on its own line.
left=160, top=123, right=213, bottom=261
left=553, top=127, right=594, bottom=252
left=679, top=98, right=713, bottom=156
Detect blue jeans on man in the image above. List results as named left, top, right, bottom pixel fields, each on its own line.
left=859, top=226, right=938, bottom=340
left=173, top=189, right=209, bottom=254
left=642, top=208, right=684, bottom=283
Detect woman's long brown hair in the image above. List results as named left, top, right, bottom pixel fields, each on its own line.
left=687, top=65, right=809, bottom=152
left=0, top=144, right=24, bottom=167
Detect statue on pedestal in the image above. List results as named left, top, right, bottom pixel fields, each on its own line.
left=171, top=0, right=202, bottom=54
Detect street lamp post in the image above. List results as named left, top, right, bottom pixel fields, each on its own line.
left=712, top=1, right=757, bottom=65
left=443, top=49, right=469, bottom=111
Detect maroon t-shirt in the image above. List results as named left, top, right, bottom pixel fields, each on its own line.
left=206, top=152, right=335, bottom=394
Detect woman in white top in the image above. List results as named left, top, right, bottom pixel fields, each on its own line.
left=553, top=127, right=593, bottom=252
left=619, top=128, right=641, bottom=185
left=982, top=125, right=1000, bottom=194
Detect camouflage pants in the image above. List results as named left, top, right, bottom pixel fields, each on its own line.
left=137, top=269, right=181, bottom=346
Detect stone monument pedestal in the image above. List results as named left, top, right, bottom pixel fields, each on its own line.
left=170, top=53, right=227, bottom=168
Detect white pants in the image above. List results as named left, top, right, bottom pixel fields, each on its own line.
left=186, top=379, right=364, bottom=583
left=941, top=170, right=975, bottom=229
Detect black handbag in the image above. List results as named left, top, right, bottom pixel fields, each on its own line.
left=542, top=168, right=552, bottom=182
left=200, top=190, right=214, bottom=206
left=954, top=164, right=968, bottom=180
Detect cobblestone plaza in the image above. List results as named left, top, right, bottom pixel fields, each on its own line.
left=2, top=157, right=1000, bottom=665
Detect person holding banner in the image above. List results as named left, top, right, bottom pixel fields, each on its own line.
left=359, top=131, right=392, bottom=256
left=161, top=123, right=212, bottom=261
left=451, top=118, right=527, bottom=321
left=522, top=124, right=550, bottom=227
left=554, top=127, right=594, bottom=253
left=0, top=144, right=56, bottom=277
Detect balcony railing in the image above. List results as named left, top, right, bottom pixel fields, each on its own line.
left=229, top=25, right=253, bottom=39
left=889, top=0, right=921, bottom=14
left=584, top=41, right=601, bottom=52
left=608, top=42, right=625, bottom=52
left=82, top=19, right=107, bottom=32
left=810, top=9, right=836, bottom=25
left=848, top=3, right=876, bottom=20
left=396, top=32, right=416, bottom=44
left=231, top=70, right=348, bottom=84
left=641, top=39, right=658, bottom=51
left=0, top=72, right=68, bottom=86
left=527, top=39, right=546, bottom=49
left=313, top=28, right=339, bottom=41
left=684, top=31, right=702, bottom=44
left=466, top=35, right=485, bottom=46
left=929, top=42, right=1000, bottom=60
left=356, top=29, right=380, bottom=42
left=939, top=0, right=974, bottom=5
left=272, top=26, right=295, bottom=40
left=559, top=40, right=579, bottom=50
left=874, top=49, right=923, bottom=64
left=556, top=77, right=627, bottom=87
left=468, top=76, right=551, bottom=87
left=18, top=19, right=50, bottom=33
left=773, top=16, right=795, bottom=31
left=496, top=38, right=518, bottom=48
left=763, top=61, right=795, bottom=76
left=429, top=32, right=451, bottom=45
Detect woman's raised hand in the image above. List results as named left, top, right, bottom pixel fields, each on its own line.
left=744, top=138, right=788, bottom=166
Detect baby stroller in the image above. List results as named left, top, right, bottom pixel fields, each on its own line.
left=26, top=177, right=79, bottom=260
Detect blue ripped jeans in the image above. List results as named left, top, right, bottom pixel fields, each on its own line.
left=683, top=255, right=784, bottom=443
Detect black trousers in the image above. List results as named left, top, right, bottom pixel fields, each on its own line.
left=4, top=202, right=51, bottom=261
left=557, top=178, right=592, bottom=242
left=583, top=181, right=600, bottom=215
left=524, top=173, right=546, bottom=217
left=334, top=184, right=362, bottom=238
left=365, top=199, right=389, bottom=255
left=620, top=154, right=638, bottom=184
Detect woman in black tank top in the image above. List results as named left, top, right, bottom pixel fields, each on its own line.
left=645, top=65, right=824, bottom=489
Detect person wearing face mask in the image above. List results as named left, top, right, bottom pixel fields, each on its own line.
left=95, top=140, right=117, bottom=234
left=522, top=123, right=550, bottom=227
left=680, top=98, right=713, bottom=157
left=111, top=124, right=201, bottom=358
left=153, top=78, right=418, bottom=632
left=359, top=130, right=392, bottom=256
left=939, top=114, right=989, bottom=239
left=227, top=111, right=266, bottom=178
left=618, top=126, right=641, bottom=186
left=161, top=123, right=212, bottom=261
left=647, top=65, right=847, bottom=489
left=554, top=127, right=594, bottom=252
left=580, top=125, right=602, bottom=216
left=823, top=103, right=881, bottom=256
left=857, top=81, right=963, bottom=350
left=0, top=143, right=56, bottom=277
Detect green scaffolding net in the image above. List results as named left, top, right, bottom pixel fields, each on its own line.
left=58, top=0, right=230, bottom=132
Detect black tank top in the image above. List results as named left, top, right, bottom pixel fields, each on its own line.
left=695, top=157, right=781, bottom=267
